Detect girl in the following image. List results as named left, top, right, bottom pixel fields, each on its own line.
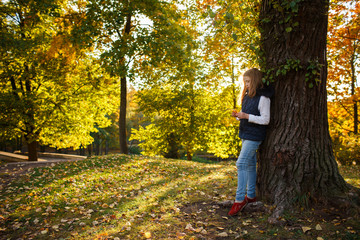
left=228, top=68, right=274, bottom=216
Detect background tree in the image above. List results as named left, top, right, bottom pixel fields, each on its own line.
left=130, top=2, right=241, bottom=160
left=0, top=0, right=119, bottom=161
left=82, top=0, right=193, bottom=154
left=327, top=0, right=360, bottom=165
left=131, top=68, right=240, bottom=160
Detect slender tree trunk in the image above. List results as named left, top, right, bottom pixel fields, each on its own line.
left=119, top=13, right=131, bottom=154
left=258, top=0, right=350, bottom=222
left=87, top=144, right=92, bottom=156
left=119, top=75, right=128, bottom=154
left=231, top=57, right=237, bottom=109
left=351, top=56, right=358, bottom=134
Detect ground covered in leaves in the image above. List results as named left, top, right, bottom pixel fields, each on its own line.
left=0, top=155, right=359, bottom=239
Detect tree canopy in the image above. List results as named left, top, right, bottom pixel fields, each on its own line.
left=0, top=0, right=119, bottom=160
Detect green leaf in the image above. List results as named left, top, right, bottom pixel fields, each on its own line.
left=309, top=83, right=314, bottom=88
left=285, top=27, right=293, bottom=33
left=225, top=12, right=234, bottom=20
left=290, top=1, right=297, bottom=9
left=232, top=33, right=238, bottom=41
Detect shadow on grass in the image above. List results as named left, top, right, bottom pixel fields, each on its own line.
left=0, top=154, right=231, bottom=239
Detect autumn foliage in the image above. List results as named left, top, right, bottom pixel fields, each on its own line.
left=327, top=0, right=360, bottom=165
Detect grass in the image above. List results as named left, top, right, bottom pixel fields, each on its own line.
left=339, top=164, right=360, bottom=188
left=0, top=154, right=359, bottom=239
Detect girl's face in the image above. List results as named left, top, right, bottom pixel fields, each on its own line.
left=244, top=76, right=251, bottom=89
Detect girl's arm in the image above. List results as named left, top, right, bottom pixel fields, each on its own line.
left=248, top=96, right=271, bottom=125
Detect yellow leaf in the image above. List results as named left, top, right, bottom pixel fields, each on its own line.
left=316, top=224, right=322, bottom=230
left=144, top=232, right=152, bottom=239
left=102, top=203, right=109, bottom=208
left=302, top=226, right=312, bottom=233
left=176, top=232, right=186, bottom=239
left=195, top=227, right=203, bottom=233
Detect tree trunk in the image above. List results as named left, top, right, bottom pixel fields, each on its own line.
left=119, top=75, right=128, bottom=154
left=119, top=13, right=131, bottom=155
left=351, top=55, right=358, bottom=134
left=231, top=57, right=237, bottom=109
left=27, top=140, right=38, bottom=161
left=258, top=0, right=350, bottom=222
left=87, top=144, right=92, bottom=156
left=186, top=149, right=192, bottom=161
left=164, top=133, right=179, bottom=159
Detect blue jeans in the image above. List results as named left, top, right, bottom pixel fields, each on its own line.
left=235, top=139, right=262, bottom=202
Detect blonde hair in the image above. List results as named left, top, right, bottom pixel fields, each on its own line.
left=241, top=68, right=263, bottom=102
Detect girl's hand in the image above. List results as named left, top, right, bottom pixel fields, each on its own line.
left=232, top=110, right=249, bottom=119
left=231, top=110, right=238, bottom=117
left=237, top=111, right=249, bottom=119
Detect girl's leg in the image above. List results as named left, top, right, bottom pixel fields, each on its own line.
left=247, top=142, right=261, bottom=198
left=235, top=140, right=261, bottom=202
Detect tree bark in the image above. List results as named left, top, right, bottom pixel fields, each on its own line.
left=119, top=13, right=131, bottom=155
left=258, top=0, right=350, bottom=222
left=27, top=140, right=38, bottom=161
left=350, top=53, right=358, bottom=134
left=119, top=75, right=128, bottom=154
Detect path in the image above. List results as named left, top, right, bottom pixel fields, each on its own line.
left=0, top=151, right=87, bottom=189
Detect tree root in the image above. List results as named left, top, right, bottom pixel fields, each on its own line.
left=216, top=186, right=360, bottom=225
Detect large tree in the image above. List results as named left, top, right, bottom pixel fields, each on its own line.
left=0, top=0, right=119, bottom=161
left=257, top=0, right=358, bottom=222
left=200, top=0, right=358, bottom=220
left=83, top=0, right=193, bottom=154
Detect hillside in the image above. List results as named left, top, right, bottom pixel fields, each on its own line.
left=0, top=155, right=359, bottom=239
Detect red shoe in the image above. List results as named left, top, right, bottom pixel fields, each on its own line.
left=228, top=200, right=247, bottom=216
left=245, top=196, right=256, bottom=203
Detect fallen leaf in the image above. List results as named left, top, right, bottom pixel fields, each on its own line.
left=195, top=227, right=203, bottom=233
left=302, top=226, right=312, bottom=233
left=217, top=232, right=228, bottom=237
left=316, top=224, right=322, bottom=231
left=176, top=232, right=186, bottom=239
left=144, top=232, right=151, bottom=239
left=185, top=223, right=195, bottom=231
